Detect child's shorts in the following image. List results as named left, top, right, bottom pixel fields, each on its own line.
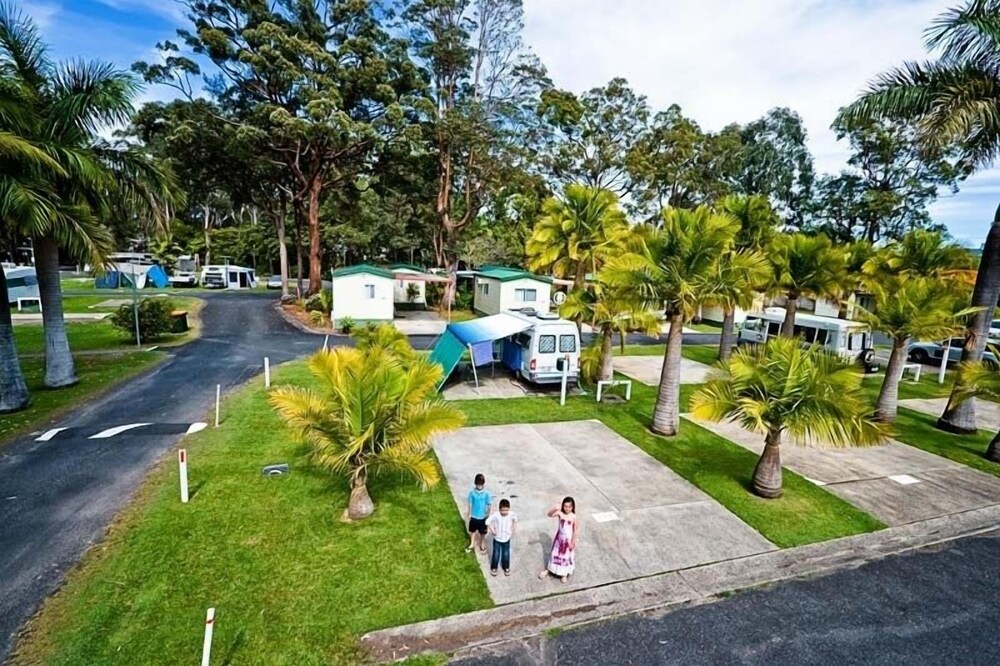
left=468, top=517, right=487, bottom=534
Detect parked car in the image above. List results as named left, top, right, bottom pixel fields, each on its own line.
left=989, top=319, right=1000, bottom=341
left=266, top=274, right=283, bottom=290
left=908, top=337, right=999, bottom=369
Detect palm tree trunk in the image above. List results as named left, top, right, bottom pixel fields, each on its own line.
left=780, top=293, right=798, bottom=337
left=651, top=311, right=684, bottom=436
left=986, top=430, right=1000, bottom=463
left=598, top=328, right=614, bottom=382
left=718, top=307, right=737, bottom=361
left=346, top=471, right=375, bottom=521
left=939, top=207, right=1000, bottom=435
left=34, top=235, right=77, bottom=388
left=0, top=266, right=30, bottom=413
left=875, top=339, right=908, bottom=422
left=752, top=428, right=783, bottom=498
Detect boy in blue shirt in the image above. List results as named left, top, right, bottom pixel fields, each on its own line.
left=466, top=473, right=492, bottom=554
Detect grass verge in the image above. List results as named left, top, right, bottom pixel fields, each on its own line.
left=459, top=379, right=885, bottom=548
left=1, top=353, right=165, bottom=447
left=11, top=361, right=490, bottom=666
left=891, top=407, right=1000, bottom=478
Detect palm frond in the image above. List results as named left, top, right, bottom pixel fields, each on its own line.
left=925, top=0, right=1000, bottom=66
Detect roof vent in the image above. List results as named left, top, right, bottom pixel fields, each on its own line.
left=513, top=307, right=537, bottom=316
left=535, top=312, right=560, bottom=320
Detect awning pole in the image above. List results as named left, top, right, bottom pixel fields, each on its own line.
left=468, top=344, right=480, bottom=394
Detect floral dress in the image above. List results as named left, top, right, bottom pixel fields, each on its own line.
left=547, top=514, right=576, bottom=576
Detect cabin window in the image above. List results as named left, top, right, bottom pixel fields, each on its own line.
left=515, top=288, right=537, bottom=302
left=364, top=284, right=376, bottom=299
left=479, top=281, right=490, bottom=295
left=559, top=335, right=577, bottom=353
left=538, top=335, right=556, bottom=353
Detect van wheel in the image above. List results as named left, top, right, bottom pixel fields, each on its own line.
left=910, top=349, right=930, bottom=364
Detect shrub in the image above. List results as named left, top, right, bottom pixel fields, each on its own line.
left=109, top=298, right=175, bottom=342
left=339, top=316, right=356, bottom=334
left=406, top=283, right=420, bottom=303
left=454, top=283, right=473, bottom=311
left=304, top=291, right=331, bottom=313
left=309, top=310, right=329, bottom=327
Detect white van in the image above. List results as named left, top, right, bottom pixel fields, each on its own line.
left=201, top=265, right=257, bottom=289
left=501, top=310, right=580, bottom=384
left=738, top=307, right=872, bottom=359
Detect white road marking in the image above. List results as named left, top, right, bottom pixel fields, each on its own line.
left=186, top=422, right=208, bottom=434
left=889, top=474, right=921, bottom=485
left=88, top=423, right=152, bottom=439
left=592, top=511, right=619, bottom=523
left=36, top=428, right=68, bottom=442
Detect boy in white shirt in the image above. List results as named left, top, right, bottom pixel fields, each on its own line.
left=486, top=499, right=517, bottom=577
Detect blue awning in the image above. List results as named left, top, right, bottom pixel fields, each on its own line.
left=446, top=313, right=533, bottom=346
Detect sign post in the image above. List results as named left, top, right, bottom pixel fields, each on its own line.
left=201, top=607, right=215, bottom=666
left=938, top=339, right=951, bottom=385
left=559, top=355, right=569, bottom=406
left=215, top=384, right=221, bottom=427
left=179, top=449, right=189, bottom=503
left=264, top=357, right=271, bottom=388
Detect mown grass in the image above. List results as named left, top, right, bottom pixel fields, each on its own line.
left=12, top=362, right=490, bottom=666
left=460, top=379, right=885, bottom=548
left=0, top=353, right=164, bottom=447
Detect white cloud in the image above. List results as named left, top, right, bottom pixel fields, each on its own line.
left=94, top=0, right=186, bottom=23
left=523, top=0, right=1000, bottom=242
left=22, top=1, right=61, bottom=30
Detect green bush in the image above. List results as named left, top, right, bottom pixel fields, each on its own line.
left=109, top=298, right=175, bottom=342
left=454, top=283, right=473, bottom=311
left=304, top=291, right=330, bottom=313
left=338, top=316, right=356, bottom=334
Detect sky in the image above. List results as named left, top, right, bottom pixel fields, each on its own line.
left=22, top=0, right=1000, bottom=246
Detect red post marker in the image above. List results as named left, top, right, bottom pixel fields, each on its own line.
left=179, top=449, right=189, bottom=504
left=201, top=607, right=215, bottom=666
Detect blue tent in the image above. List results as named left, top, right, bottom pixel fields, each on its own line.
left=428, top=313, right=534, bottom=389
left=95, top=264, right=170, bottom=289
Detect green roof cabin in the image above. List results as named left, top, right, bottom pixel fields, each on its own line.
left=472, top=266, right=553, bottom=316
left=330, top=264, right=395, bottom=322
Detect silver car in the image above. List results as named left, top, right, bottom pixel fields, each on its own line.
left=908, top=337, right=999, bottom=369
left=266, top=274, right=283, bottom=290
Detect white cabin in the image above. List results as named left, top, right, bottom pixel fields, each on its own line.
left=473, top=267, right=552, bottom=316
left=330, top=264, right=394, bottom=322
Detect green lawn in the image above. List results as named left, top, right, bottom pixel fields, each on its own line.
left=688, top=321, right=722, bottom=333
left=447, top=309, right=479, bottom=323
left=617, top=343, right=719, bottom=367
left=460, top=379, right=884, bottom=548
left=1, top=353, right=165, bottom=447
left=11, top=362, right=490, bottom=666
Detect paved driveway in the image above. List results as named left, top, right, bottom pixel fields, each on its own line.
left=687, top=416, right=1000, bottom=526
left=899, top=397, right=1000, bottom=432
left=433, top=420, right=775, bottom=605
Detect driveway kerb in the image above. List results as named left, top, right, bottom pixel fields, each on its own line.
left=360, top=502, right=1000, bottom=663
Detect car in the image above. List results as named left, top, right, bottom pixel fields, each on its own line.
left=266, top=274, right=283, bottom=290
left=908, top=337, right=999, bottom=369
left=989, top=319, right=1000, bottom=341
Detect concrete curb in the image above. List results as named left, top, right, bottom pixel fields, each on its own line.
left=361, top=503, right=1000, bottom=662
left=272, top=302, right=341, bottom=337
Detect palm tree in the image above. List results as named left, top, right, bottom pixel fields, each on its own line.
left=0, top=4, right=176, bottom=387
left=954, top=359, right=1000, bottom=462
left=561, top=281, right=660, bottom=383
left=840, top=0, right=1000, bottom=435
left=857, top=275, right=974, bottom=422
left=270, top=347, right=465, bottom=521
left=604, top=206, right=739, bottom=436
left=526, top=184, right=628, bottom=289
left=352, top=322, right=415, bottom=364
left=866, top=229, right=976, bottom=283
left=766, top=233, right=847, bottom=336
left=691, top=337, right=886, bottom=498
left=716, top=195, right=777, bottom=360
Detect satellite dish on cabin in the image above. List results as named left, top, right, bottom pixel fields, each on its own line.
left=553, top=291, right=567, bottom=306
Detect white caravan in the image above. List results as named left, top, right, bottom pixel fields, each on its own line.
left=201, top=265, right=257, bottom=290
left=738, top=307, right=871, bottom=359
left=501, top=310, right=581, bottom=384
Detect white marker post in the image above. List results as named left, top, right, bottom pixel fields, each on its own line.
left=201, top=607, right=215, bottom=666
left=560, top=355, right=569, bottom=407
left=323, top=334, right=329, bottom=351
left=264, top=357, right=271, bottom=388
left=179, top=449, right=189, bottom=503
left=938, top=338, right=951, bottom=385
left=215, top=384, right=221, bottom=428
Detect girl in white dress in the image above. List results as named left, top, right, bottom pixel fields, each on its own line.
left=538, top=497, right=578, bottom=583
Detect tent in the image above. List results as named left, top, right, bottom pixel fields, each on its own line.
left=96, top=263, right=170, bottom=289
left=428, top=313, right=535, bottom=390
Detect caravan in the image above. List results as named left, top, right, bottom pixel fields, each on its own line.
left=738, top=307, right=871, bottom=360
left=201, top=265, right=257, bottom=289
left=500, top=310, right=580, bottom=384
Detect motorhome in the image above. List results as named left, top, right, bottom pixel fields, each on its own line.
left=738, top=307, right=871, bottom=359
left=169, top=255, right=200, bottom=288
left=201, top=264, right=257, bottom=289
left=500, top=310, right=580, bottom=384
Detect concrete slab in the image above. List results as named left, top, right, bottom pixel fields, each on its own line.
left=11, top=312, right=110, bottom=324
left=899, top=397, right=1000, bottom=432
left=441, top=374, right=585, bottom=401
left=614, top=355, right=718, bottom=386
left=433, top=421, right=775, bottom=605
left=688, top=415, right=1000, bottom=526
left=393, top=310, right=447, bottom=335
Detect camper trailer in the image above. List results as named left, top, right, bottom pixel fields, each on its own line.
left=3, top=265, right=39, bottom=306
left=738, top=307, right=871, bottom=359
left=201, top=265, right=257, bottom=289
left=501, top=310, right=580, bottom=384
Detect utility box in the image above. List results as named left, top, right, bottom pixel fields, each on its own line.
left=170, top=310, right=189, bottom=333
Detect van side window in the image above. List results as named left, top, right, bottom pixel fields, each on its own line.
left=538, top=335, right=556, bottom=353
left=559, top=335, right=576, bottom=353
left=815, top=329, right=829, bottom=345
left=767, top=322, right=780, bottom=337
left=516, top=332, right=531, bottom=348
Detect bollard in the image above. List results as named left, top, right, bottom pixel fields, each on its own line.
left=264, top=357, right=271, bottom=388
left=559, top=355, right=569, bottom=407
left=937, top=338, right=950, bottom=385
left=179, top=449, right=189, bottom=503
left=323, top=334, right=329, bottom=351
left=215, top=384, right=221, bottom=428
left=201, top=607, right=215, bottom=666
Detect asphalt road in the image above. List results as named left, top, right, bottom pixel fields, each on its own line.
left=455, top=531, right=1000, bottom=666
left=0, top=292, right=329, bottom=660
